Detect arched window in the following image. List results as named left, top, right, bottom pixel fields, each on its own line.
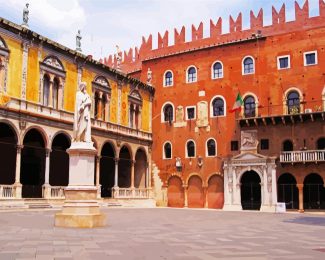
left=186, top=140, right=195, bottom=158
left=244, top=96, right=256, bottom=118
left=164, top=142, right=172, bottom=159
left=287, top=91, right=300, bottom=114
left=187, top=66, right=197, bottom=83
left=163, top=104, right=174, bottom=123
left=164, top=71, right=173, bottom=87
left=212, top=98, right=224, bottom=117
left=43, top=74, right=50, bottom=106
left=52, top=77, right=59, bottom=109
left=243, top=57, right=254, bottom=74
left=283, top=140, right=293, bottom=151
left=206, top=139, right=216, bottom=156
left=317, top=138, right=325, bottom=150
left=212, top=62, right=223, bottom=79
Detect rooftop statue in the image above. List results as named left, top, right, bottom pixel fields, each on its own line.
left=76, top=30, right=82, bottom=52
left=22, top=3, right=29, bottom=27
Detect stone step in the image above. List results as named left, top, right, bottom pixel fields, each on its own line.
left=28, top=204, right=52, bottom=209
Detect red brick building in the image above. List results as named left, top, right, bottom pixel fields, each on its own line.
left=103, top=0, right=325, bottom=211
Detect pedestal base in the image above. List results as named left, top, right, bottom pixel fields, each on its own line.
left=222, top=204, right=243, bottom=211
left=55, top=186, right=106, bottom=228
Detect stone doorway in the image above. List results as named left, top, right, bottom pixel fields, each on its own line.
left=240, top=171, right=261, bottom=210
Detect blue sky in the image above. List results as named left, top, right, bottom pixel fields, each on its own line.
left=0, top=0, right=321, bottom=59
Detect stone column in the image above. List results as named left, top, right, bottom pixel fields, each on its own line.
left=14, top=145, right=23, bottom=198
left=297, top=184, right=304, bottom=213
left=183, top=185, right=188, bottom=208
left=130, top=160, right=135, bottom=188
left=43, top=148, right=51, bottom=198
left=132, top=105, right=136, bottom=129
left=138, top=107, right=142, bottom=130
left=145, top=162, right=149, bottom=188
left=97, top=92, right=103, bottom=120
left=95, top=155, right=101, bottom=198
left=114, top=158, right=119, bottom=187
left=58, top=82, right=63, bottom=110
left=48, top=80, right=54, bottom=108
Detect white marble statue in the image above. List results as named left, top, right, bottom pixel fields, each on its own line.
left=73, top=82, right=92, bottom=143
left=22, top=3, right=29, bottom=26
left=115, top=45, right=122, bottom=70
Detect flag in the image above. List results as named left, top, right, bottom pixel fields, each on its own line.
left=229, top=93, right=243, bottom=113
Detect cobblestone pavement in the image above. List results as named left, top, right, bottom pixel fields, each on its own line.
left=0, top=208, right=325, bottom=259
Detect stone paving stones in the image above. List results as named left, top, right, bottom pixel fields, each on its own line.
left=0, top=208, right=324, bottom=259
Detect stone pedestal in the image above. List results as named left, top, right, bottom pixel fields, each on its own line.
left=55, top=142, right=106, bottom=228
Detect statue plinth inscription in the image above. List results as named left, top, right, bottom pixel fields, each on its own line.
left=55, top=82, right=106, bottom=228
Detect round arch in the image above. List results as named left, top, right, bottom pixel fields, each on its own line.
left=207, top=174, right=224, bottom=209
left=118, top=145, right=132, bottom=188
left=21, top=128, right=46, bottom=198
left=0, top=122, right=18, bottom=184
left=303, top=173, right=325, bottom=209
left=242, top=55, right=255, bottom=75
left=187, top=174, right=204, bottom=208
left=162, top=141, right=172, bottom=160
left=242, top=92, right=259, bottom=118
left=185, top=139, right=196, bottom=158
left=163, top=70, right=174, bottom=87
left=210, top=95, right=226, bottom=117
left=211, top=60, right=224, bottom=79
left=277, top=173, right=298, bottom=209
left=186, top=65, right=198, bottom=83
left=206, top=138, right=217, bottom=157
left=50, top=131, right=71, bottom=148
left=167, top=175, right=184, bottom=208
left=100, top=142, right=116, bottom=197
left=240, top=170, right=262, bottom=210
left=49, top=133, right=70, bottom=186
left=161, top=101, right=175, bottom=123
left=134, top=148, right=147, bottom=188
left=283, top=87, right=303, bottom=114
left=22, top=126, right=49, bottom=149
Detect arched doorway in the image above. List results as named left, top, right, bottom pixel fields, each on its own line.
left=167, top=176, right=184, bottom=208
left=277, top=173, right=298, bottom=209
left=187, top=175, right=204, bottom=208
left=0, top=123, right=17, bottom=185
left=21, top=129, right=46, bottom=198
left=241, top=171, right=261, bottom=210
left=100, top=142, right=115, bottom=197
left=118, top=146, right=131, bottom=188
left=207, top=175, right=224, bottom=209
left=50, top=133, right=70, bottom=187
left=134, top=149, right=147, bottom=188
left=304, top=173, right=325, bottom=209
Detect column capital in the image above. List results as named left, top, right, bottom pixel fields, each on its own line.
left=45, top=148, right=52, bottom=156
left=296, top=184, right=304, bottom=190
left=16, top=145, right=24, bottom=152
left=130, top=160, right=136, bottom=165
left=114, top=158, right=119, bottom=163
left=96, top=155, right=102, bottom=161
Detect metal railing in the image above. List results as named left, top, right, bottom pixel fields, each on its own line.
left=280, top=150, right=325, bottom=163
left=0, top=185, right=15, bottom=198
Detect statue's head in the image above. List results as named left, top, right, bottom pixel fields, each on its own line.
left=78, top=29, right=81, bottom=34
left=26, top=3, right=29, bottom=7
left=79, top=82, right=87, bottom=91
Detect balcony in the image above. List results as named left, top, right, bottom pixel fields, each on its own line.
left=280, top=150, right=325, bottom=164
left=2, top=97, right=152, bottom=141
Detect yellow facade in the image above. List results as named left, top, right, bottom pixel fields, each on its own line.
left=0, top=24, right=153, bottom=133
left=5, top=37, right=22, bottom=99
